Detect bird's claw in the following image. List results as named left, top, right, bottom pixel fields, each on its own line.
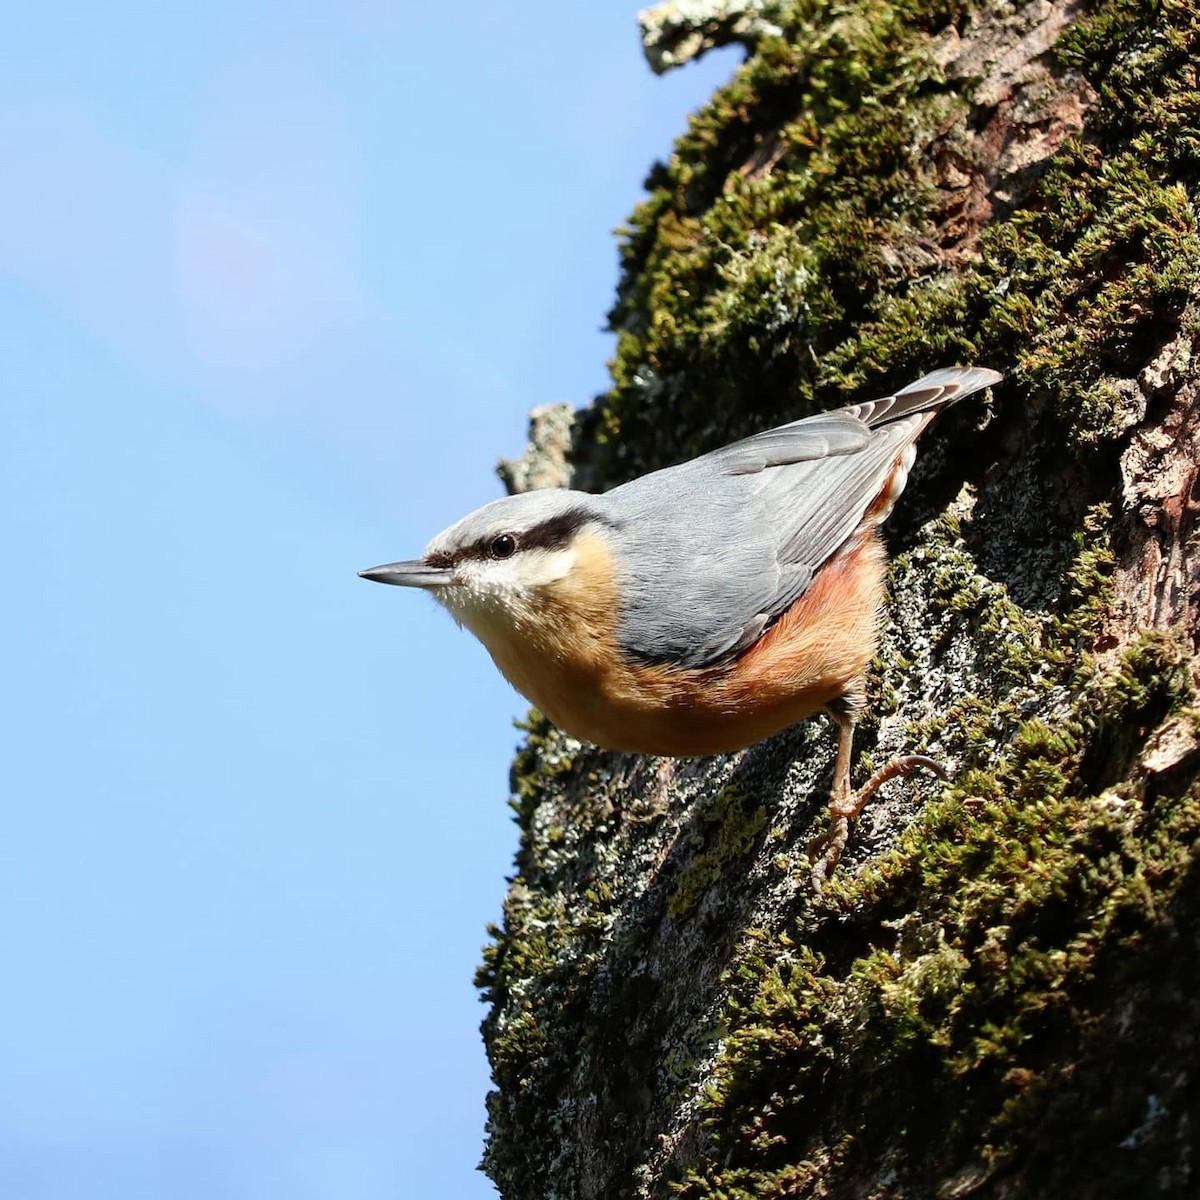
left=811, top=753, right=947, bottom=892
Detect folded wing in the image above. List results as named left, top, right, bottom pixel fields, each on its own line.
left=607, top=367, right=1001, bottom=667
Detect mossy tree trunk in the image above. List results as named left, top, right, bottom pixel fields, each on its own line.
left=477, top=1, right=1200, bottom=1196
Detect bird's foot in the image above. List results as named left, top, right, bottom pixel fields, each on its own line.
left=810, top=754, right=947, bottom=892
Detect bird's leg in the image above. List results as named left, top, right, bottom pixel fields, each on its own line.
left=811, top=708, right=948, bottom=892
left=811, top=710, right=859, bottom=892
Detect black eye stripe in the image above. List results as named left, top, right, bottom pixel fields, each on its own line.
left=516, top=509, right=592, bottom=552
left=446, top=507, right=623, bottom=565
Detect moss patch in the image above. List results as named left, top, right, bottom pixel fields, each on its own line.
left=668, top=786, right=769, bottom=919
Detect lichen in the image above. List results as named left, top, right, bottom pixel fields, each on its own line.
left=638, top=0, right=788, bottom=74
left=478, top=0, right=1200, bottom=1196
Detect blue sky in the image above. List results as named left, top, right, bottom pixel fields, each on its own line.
left=0, top=3, right=736, bottom=1197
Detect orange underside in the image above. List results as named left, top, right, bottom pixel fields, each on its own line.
left=482, top=530, right=888, bottom=757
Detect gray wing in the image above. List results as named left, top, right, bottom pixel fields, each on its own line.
left=603, top=367, right=1000, bottom=667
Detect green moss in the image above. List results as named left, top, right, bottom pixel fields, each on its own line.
left=668, top=786, right=769, bottom=919
left=602, top=0, right=982, bottom=480
left=1079, top=631, right=1196, bottom=790
left=980, top=159, right=1199, bottom=448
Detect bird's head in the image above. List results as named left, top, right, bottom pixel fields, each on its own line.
left=359, top=490, right=619, bottom=644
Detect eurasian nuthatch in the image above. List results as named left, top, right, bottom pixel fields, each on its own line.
left=361, top=366, right=1001, bottom=886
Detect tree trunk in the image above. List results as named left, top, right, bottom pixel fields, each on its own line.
left=478, top=1, right=1200, bottom=1196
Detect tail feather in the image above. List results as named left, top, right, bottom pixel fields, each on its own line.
left=848, top=366, right=1003, bottom=429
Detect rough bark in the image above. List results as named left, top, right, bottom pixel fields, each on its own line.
left=478, top=1, right=1200, bottom=1196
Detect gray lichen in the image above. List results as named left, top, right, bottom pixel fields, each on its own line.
left=638, top=0, right=786, bottom=74
left=497, top=403, right=579, bottom=495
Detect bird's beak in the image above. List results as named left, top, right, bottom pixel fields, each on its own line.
left=358, top=560, right=452, bottom=589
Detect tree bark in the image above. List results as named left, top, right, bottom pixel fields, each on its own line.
left=478, top=1, right=1200, bottom=1196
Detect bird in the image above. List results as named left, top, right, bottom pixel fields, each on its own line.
left=360, top=366, right=1001, bottom=887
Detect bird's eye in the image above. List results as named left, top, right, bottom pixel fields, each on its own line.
left=489, top=534, right=517, bottom=559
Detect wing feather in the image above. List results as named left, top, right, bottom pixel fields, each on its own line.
left=712, top=411, right=871, bottom=474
